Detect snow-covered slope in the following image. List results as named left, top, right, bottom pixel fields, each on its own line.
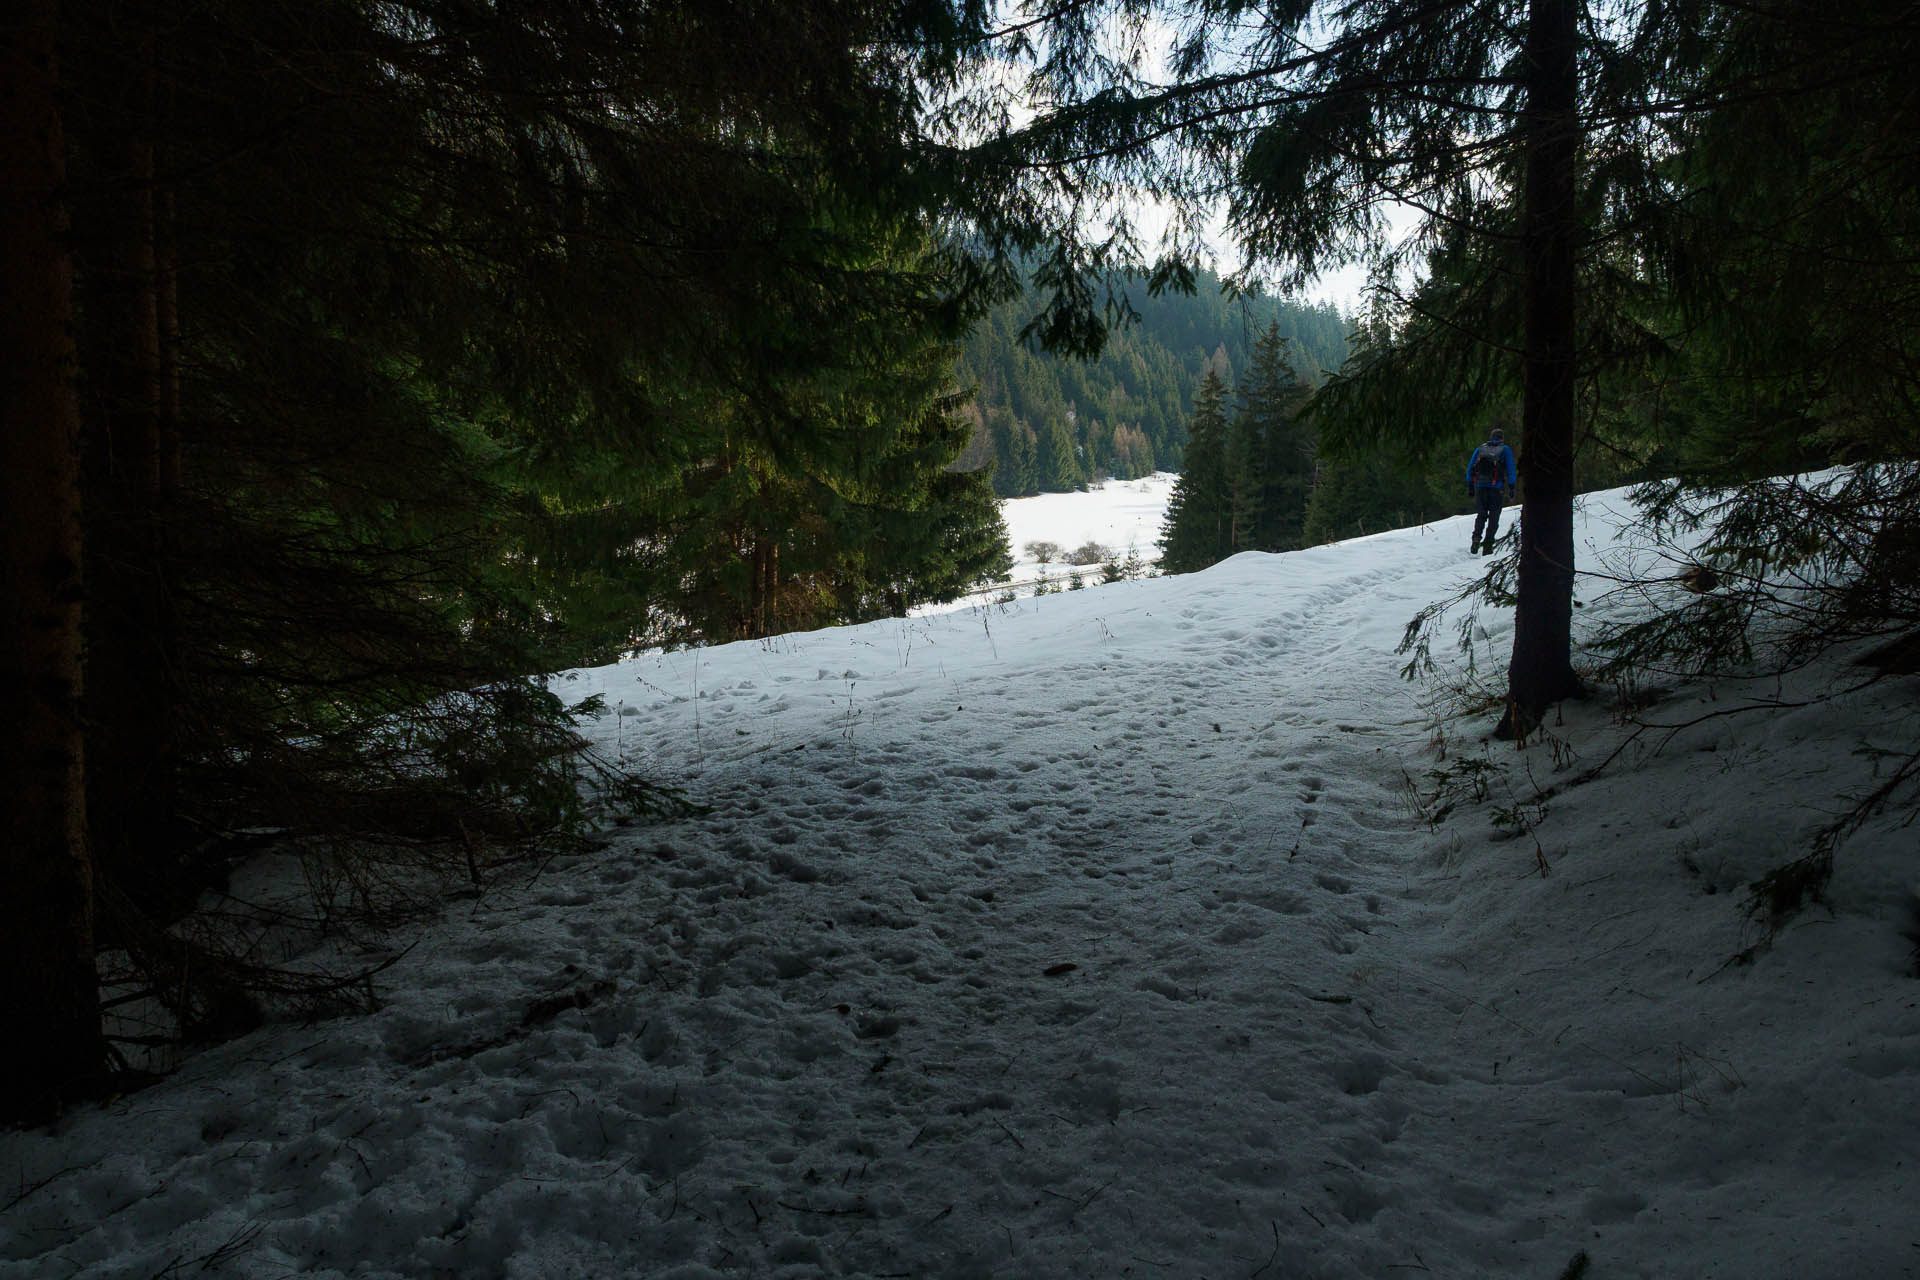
left=3, top=490, right=1916, bottom=1279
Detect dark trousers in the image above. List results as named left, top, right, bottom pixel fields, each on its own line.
left=1471, top=486, right=1505, bottom=547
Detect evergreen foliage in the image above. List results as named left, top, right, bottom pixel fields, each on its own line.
left=662, top=354, right=1011, bottom=640
left=1158, top=369, right=1234, bottom=573
left=1237, top=325, right=1315, bottom=551
left=1590, top=0, right=1920, bottom=677
left=1158, top=325, right=1317, bottom=573
left=4, top=0, right=1012, bottom=1110
left=958, top=266, right=1348, bottom=496
left=1301, top=449, right=1454, bottom=547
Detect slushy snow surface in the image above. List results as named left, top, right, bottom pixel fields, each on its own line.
left=5, top=485, right=1918, bottom=1279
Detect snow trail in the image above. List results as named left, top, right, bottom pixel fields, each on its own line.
left=4, top=498, right=1916, bottom=1279
left=560, top=536, right=1464, bottom=1277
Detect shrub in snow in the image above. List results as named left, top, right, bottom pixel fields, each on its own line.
left=1024, top=540, right=1062, bottom=565
left=1064, top=540, right=1112, bottom=566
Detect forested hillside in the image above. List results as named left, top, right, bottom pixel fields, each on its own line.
left=956, top=270, right=1349, bottom=495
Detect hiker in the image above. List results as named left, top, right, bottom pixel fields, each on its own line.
left=1466, top=428, right=1517, bottom=554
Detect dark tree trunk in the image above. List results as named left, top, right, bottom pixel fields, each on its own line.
left=155, top=160, right=182, bottom=497
left=750, top=539, right=766, bottom=638
left=740, top=527, right=782, bottom=639
left=1501, top=0, right=1585, bottom=738
left=756, top=537, right=771, bottom=633
left=75, top=11, right=184, bottom=912
left=1, top=0, right=108, bottom=1122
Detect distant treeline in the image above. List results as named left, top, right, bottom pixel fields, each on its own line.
left=955, top=270, right=1351, bottom=496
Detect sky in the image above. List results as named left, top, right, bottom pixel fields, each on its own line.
left=3, top=478, right=1914, bottom=1278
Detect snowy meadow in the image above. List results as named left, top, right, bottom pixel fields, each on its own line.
left=2, top=482, right=1916, bottom=1279
left=994, top=474, right=1178, bottom=596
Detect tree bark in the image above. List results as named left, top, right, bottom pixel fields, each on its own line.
left=75, top=10, right=184, bottom=909
left=1502, top=0, right=1585, bottom=738
left=1, top=0, right=108, bottom=1121
left=756, top=537, right=771, bottom=633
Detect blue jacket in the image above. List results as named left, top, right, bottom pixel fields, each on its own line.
left=1467, top=441, right=1516, bottom=490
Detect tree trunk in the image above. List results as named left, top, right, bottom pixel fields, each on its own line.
left=156, top=162, right=183, bottom=498
left=75, top=10, right=184, bottom=915
left=1502, top=0, right=1585, bottom=739
left=756, top=545, right=771, bottom=637
left=80, top=42, right=250, bottom=1020
left=744, top=537, right=766, bottom=640
left=1, top=0, right=108, bottom=1121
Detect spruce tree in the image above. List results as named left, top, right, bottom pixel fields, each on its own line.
left=1159, top=368, right=1234, bottom=574
left=1223, top=405, right=1262, bottom=554
left=1236, top=324, right=1315, bottom=551
left=1036, top=417, right=1085, bottom=492
left=662, top=285, right=1012, bottom=642
left=986, top=405, right=1040, bottom=497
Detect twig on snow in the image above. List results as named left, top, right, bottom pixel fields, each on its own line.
left=3, top=1163, right=84, bottom=1213
left=1249, top=1220, right=1281, bottom=1278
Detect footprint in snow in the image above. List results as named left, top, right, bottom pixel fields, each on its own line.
left=1213, top=919, right=1265, bottom=945
left=1585, top=1190, right=1648, bottom=1225
left=1334, top=1052, right=1392, bottom=1096
left=1137, top=974, right=1191, bottom=1002
left=1324, top=1173, right=1392, bottom=1224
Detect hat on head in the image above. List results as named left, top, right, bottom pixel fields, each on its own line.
left=1488, top=428, right=1504, bottom=444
